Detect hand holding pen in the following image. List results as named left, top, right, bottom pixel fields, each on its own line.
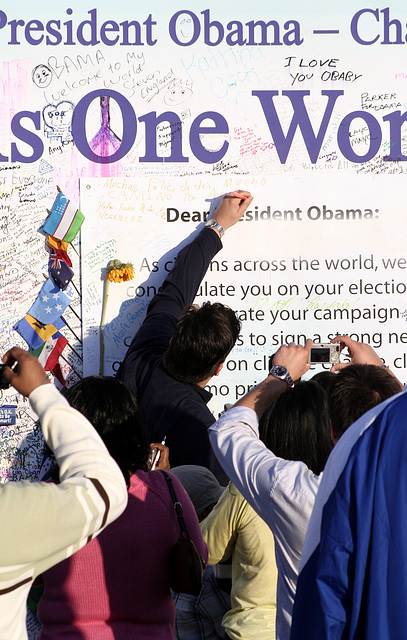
left=149, top=437, right=170, bottom=471
left=231, top=191, right=249, bottom=200
left=212, top=190, right=252, bottom=233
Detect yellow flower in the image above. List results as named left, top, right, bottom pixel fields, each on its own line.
left=100, top=259, right=134, bottom=375
left=123, top=266, right=134, bottom=281
left=107, top=269, right=123, bottom=283
left=106, top=260, right=134, bottom=283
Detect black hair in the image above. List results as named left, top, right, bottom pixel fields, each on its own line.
left=64, top=376, right=150, bottom=486
left=327, top=364, right=402, bottom=440
left=163, top=302, right=241, bottom=384
left=259, top=380, right=332, bottom=475
left=310, top=370, right=336, bottom=392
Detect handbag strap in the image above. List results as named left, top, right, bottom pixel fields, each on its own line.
left=160, top=470, right=191, bottom=542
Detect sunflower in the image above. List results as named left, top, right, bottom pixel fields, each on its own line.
left=100, top=259, right=134, bottom=374
left=106, top=259, right=134, bottom=283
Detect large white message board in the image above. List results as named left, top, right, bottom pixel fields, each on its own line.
left=0, top=4, right=405, bottom=636
left=0, top=0, right=407, bottom=486
left=81, top=173, right=407, bottom=416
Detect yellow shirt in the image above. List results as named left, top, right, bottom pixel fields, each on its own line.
left=201, top=482, right=277, bottom=640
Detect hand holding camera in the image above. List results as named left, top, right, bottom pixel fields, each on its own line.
left=272, top=339, right=313, bottom=383
left=328, top=335, right=384, bottom=372
left=1, top=347, right=49, bottom=396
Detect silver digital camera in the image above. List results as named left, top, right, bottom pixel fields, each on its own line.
left=308, top=343, right=340, bottom=365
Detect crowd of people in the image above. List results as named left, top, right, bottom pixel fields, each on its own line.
left=1, top=189, right=405, bottom=640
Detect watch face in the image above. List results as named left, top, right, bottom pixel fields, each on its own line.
left=272, top=365, right=287, bottom=377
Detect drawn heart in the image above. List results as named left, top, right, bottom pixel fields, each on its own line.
left=224, top=91, right=249, bottom=121
left=42, top=101, right=75, bottom=129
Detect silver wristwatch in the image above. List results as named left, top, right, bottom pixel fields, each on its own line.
left=205, top=219, right=225, bottom=238
left=269, top=365, right=294, bottom=387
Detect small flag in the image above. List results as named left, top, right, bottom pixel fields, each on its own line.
left=42, top=191, right=84, bottom=243
left=49, top=246, right=72, bottom=268
left=30, top=333, right=68, bottom=371
left=47, top=235, right=70, bottom=254
left=49, top=259, right=74, bottom=291
left=27, top=279, right=70, bottom=325
left=14, top=314, right=65, bottom=351
left=52, top=361, right=67, bottom=388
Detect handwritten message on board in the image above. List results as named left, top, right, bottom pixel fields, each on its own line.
left=0, top=2, right=405, bottom=460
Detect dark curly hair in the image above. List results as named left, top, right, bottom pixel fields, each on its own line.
left=163, top=302, right=241, bottom=384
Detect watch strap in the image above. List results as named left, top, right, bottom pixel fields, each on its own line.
left=269, top=365, right=294, bottom=388
left=205, top=220, right=225, bottom=238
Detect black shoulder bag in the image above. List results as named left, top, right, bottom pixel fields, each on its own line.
left=160, top=470, right=204, bottom=596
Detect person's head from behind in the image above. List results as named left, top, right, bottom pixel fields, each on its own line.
left=170, top=465, right=225, bottom=522
left=327, top=364, right=402, bottom=443
left=259, top=380, right=332, bottom=475
left=311, top=370, right=336, bottom=392
left=163, top=302, right=241, bottom=384
left=64, top=376, right=150, bottom=485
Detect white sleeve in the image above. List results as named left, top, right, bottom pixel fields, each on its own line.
left=0, top=384, right=128, bottom=580
left=208, top=406, right=319, bottom=544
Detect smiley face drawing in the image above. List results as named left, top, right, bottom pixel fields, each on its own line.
left=177, top=14, right=194, bottom=42
left=32, top=64, right=53, bottom=88
left=164, top=81, right=193, bottom=106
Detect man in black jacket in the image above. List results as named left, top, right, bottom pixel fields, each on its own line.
left=117, top=190, right=252, bottom=481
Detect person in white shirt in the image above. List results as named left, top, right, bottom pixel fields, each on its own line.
left=208, top=337, right=402, bottom=639
left=0, top=347, right=128, bottom=640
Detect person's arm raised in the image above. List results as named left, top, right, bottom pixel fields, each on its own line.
left=0, top=347, right=128, bottom=575
left=207, top=190, right=253, bottom=238
left=330, top=335, right=382, bottom=370
left=235, top=339, right=313, bottom=418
